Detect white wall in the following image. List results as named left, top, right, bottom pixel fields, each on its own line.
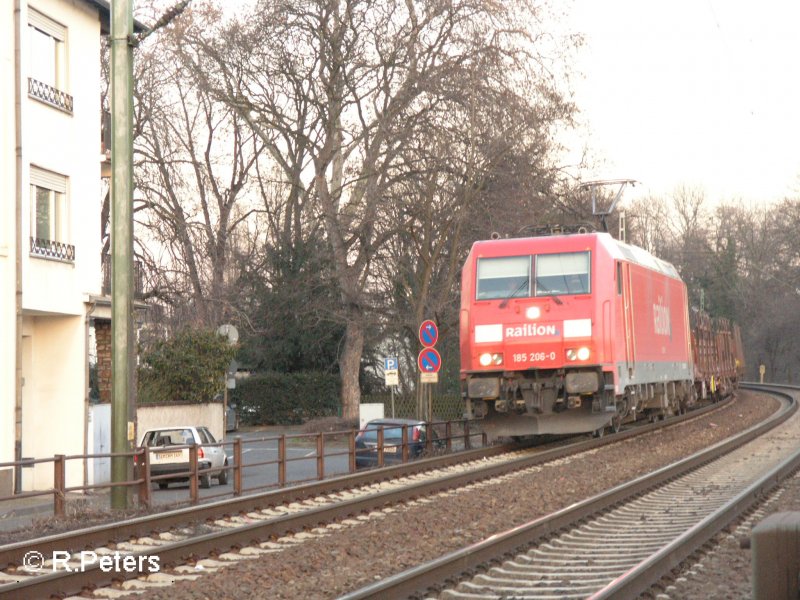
left=359, top=403, right=385, bottom=430
left=27, top=402, right=224, bottom=488
left=20, top=314, right=86, bottom=490
left=4, top=0, right=103, bottom=492
left=0, top=0, right=19, bottom=477
left=137, top=403, right=225, bottom=445
left=22, top=0, right=103, bottom=315
left=87, top=403, right=110, bottom=484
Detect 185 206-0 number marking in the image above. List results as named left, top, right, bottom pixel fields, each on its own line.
left=512, top=351, right=556, bottom=363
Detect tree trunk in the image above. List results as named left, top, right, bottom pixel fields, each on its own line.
left=339, top=317, right=364, bottom=419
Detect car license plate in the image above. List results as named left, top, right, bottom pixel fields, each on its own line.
left=384, top=446, right=398, bottom=454
left=155, top=451, right=182, bottom=460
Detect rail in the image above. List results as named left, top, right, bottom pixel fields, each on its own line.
left=338, top=384, right=797, bottom=599
left=0, top=395, right=743, bottom=599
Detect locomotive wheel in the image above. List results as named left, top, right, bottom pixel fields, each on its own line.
left=592, top=426, right=605, bottom=438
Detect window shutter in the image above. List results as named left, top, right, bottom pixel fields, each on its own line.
left=30, top=166, right=67, bottom=194
left=28, top=8, right=66, bottom=41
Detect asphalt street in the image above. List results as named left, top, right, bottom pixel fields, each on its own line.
left=1, top=426, right=472, bottom=529
left=149, top=429, right=353, bottom=505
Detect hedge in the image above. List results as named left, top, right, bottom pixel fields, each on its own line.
left=231, top=372, right=340, bottom=425
left=138, top=328, right=236, bottom=404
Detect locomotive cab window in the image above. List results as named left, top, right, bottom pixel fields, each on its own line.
left=535, top=252, right=590, bottom=296
left=476, top=256, right=531, bottom=300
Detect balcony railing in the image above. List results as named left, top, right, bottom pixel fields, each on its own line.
left=102, top=254, right=145, bottom=299
left=28, top=77, right=73, bottom=114
left=29, top=237, right=75, bottom=262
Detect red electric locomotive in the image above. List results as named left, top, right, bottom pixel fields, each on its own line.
left=460, top=231, right=697, bottom=439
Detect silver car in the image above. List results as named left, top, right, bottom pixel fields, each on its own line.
left=139, top=426, right=229, bottom=489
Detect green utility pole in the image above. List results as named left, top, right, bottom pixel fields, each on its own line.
left=110, top=0, right=135, bottom=509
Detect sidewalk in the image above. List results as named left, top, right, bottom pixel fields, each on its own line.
left=0, top=490, right=110, bottom=534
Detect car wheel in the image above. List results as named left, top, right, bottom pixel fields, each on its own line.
left=218, top=459, right=229, bottom=485
left=200, top=474, right=211, bottom=489
left=158, top=482, right=168, bottom=490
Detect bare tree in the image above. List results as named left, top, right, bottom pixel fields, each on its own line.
left=133, top=28, right=264, bottom=328
left=177, top=0, right=577, bottom=417
left=625, top=193, right=800, bottom=381
left=372, top=50, right=575, bottom=399
left=625, top=195, right=671, bottom=254
left=718, top=200, right=800, bottom=379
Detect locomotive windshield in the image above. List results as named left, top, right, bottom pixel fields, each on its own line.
left=476, top=256, right=530, bottom=300
left=535, top=251, right=590, bottom=296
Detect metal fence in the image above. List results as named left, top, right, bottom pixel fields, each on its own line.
left=361, top=393, right=463, bottom=421
left=0, top=418, right=485, bottom=518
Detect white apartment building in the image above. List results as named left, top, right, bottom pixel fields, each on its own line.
left=0, top=0, right=115, bottom=493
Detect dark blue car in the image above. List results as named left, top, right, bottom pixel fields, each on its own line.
left=355, top=418, right=438, bottom=469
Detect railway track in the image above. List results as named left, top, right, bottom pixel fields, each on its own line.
left=340, top=384, right=800, bottom=599
left=0, top=400, right=733, bottom=599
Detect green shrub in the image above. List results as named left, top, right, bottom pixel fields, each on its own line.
left=138, top=328, right=236, bottom=404
left=231, top=372, right=340, bottom=425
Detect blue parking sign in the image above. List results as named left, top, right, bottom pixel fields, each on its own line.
left=384, top=357, right=398, bottom=371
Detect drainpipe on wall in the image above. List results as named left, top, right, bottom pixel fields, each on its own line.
left=13, top=0, right=24, bottom=495
left=84, top=301, right=97, bottom=487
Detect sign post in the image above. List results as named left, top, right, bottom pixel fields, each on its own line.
left=418, top=321, right=440, bottom=422
left=384, top=357, right=399, bottom=417
left=217, top=325, right=239, bottom=438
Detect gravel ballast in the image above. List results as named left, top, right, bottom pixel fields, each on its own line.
left=107, top=391, right=779, bottom=600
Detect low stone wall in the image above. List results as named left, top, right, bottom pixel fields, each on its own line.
left=137, top=401, right=224, bottom=443
left=0, top=468, right=12, bottom=496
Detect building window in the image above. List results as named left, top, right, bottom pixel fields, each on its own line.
left=27, top=8, right=72, bottom=113
left=29, top=167, right=74, bottom=262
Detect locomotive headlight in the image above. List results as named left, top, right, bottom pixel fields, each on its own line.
left=479, top=353, right=503, bottom=366
left=566, top=347, right=591, bottom=361
left=525, top=306, right=541, bottom=320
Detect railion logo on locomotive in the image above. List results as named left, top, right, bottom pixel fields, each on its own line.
left=653, top=297, right=671, bottom=336
left=505, top=323, right=560, bottom=338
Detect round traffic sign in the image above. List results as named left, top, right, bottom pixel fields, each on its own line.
left=216, top=323, right=239, bottom=345
left=417, top=348, right=442, bottom=373
left=418, top=320, right=439, bottom=347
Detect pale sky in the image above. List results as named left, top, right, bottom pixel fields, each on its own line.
left=568, top=0, right=800, bottom=205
